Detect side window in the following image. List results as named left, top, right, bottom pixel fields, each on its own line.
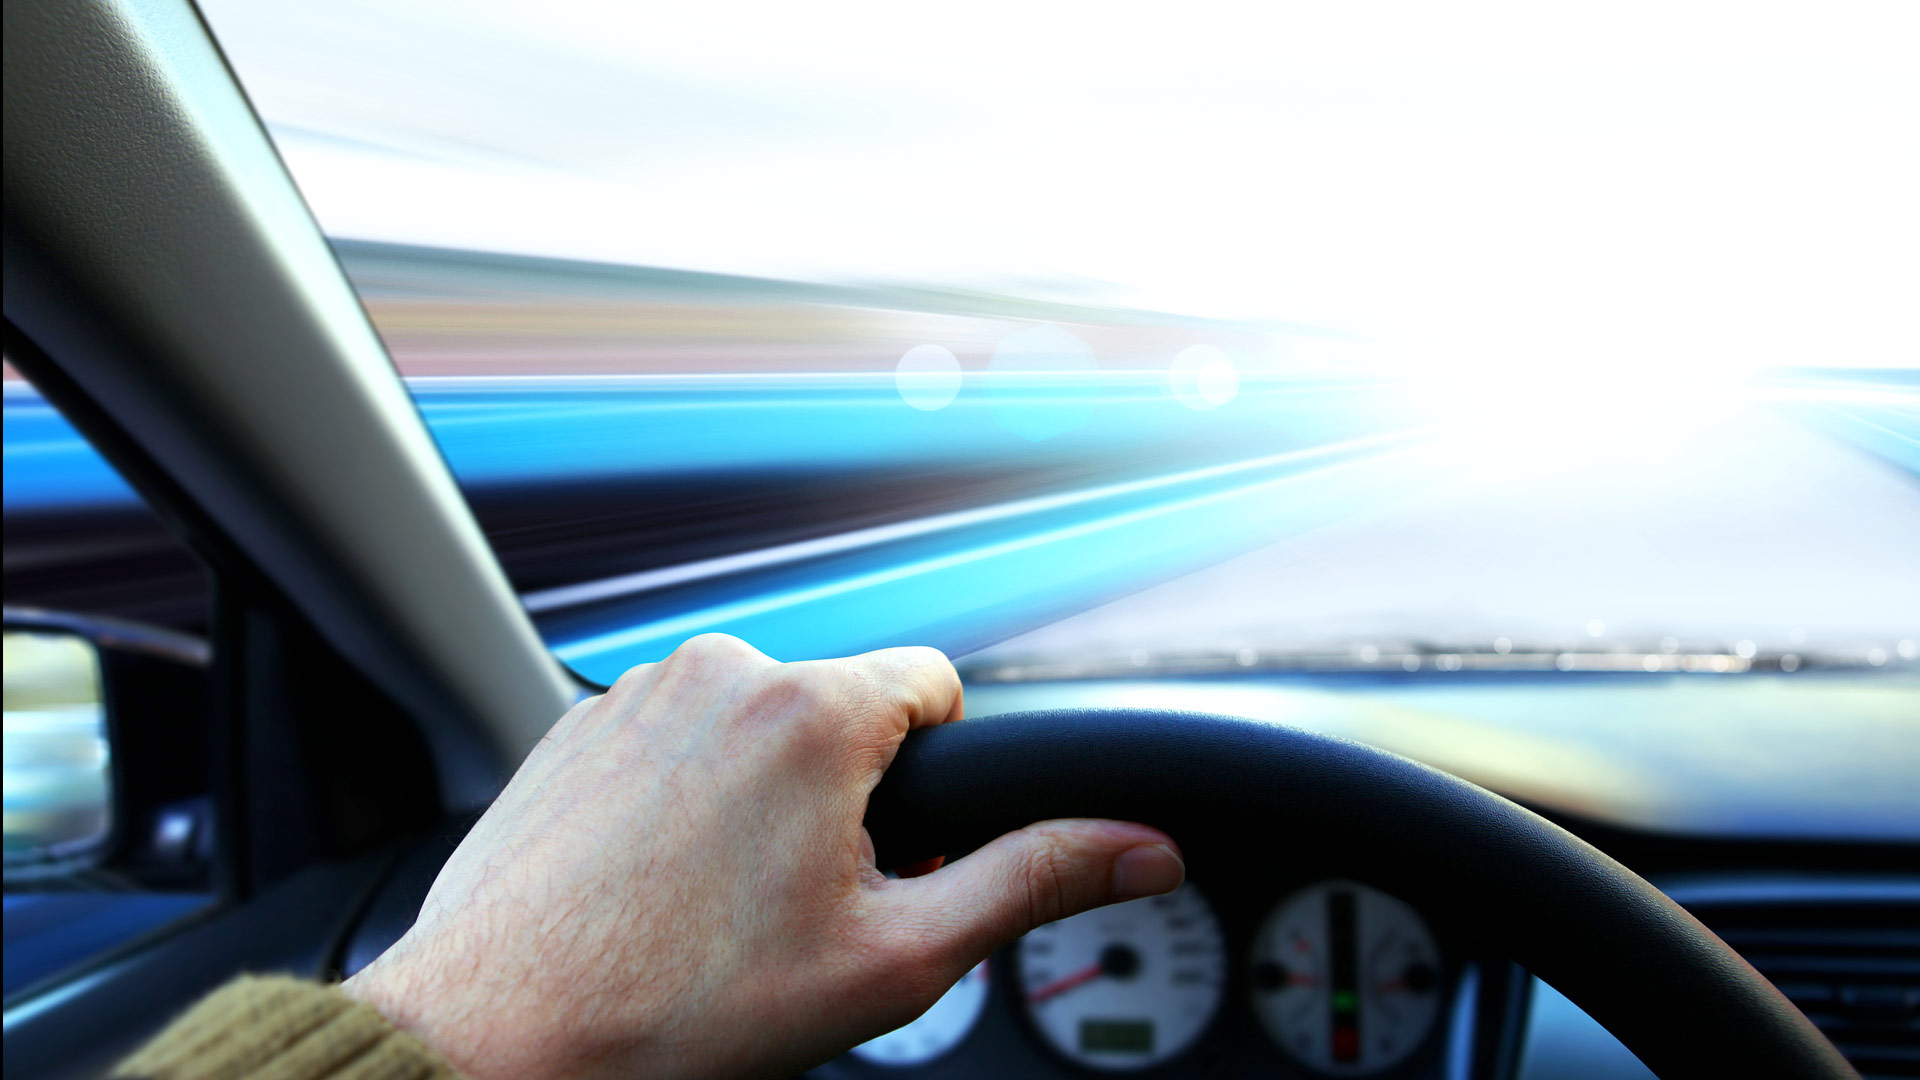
left=3, top=370, right=216, bottom=999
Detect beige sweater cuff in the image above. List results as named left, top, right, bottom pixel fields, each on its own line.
left=112, top=974, right=460, bottom=1080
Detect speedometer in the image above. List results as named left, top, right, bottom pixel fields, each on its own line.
left=1016, top=884, right=1226, bottom=1071
left=1249, top=880, right=1442, bottom=1074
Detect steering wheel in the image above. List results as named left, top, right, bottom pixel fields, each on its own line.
left=866, top=709, right=1857, bottom=1080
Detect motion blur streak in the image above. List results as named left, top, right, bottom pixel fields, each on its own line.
left=546, top=437, right=1435, bottom=674
left=408, top=371, right=1414, bottom=488
left=11, top=357, right=1920, bottom=683
left=1755, top=368, right=1920, bottom=479
left=4, top=368, right=1432, bottom=682
left=522, top=430, right=1427, bottom=613
left=8, top=239, right=1917, bottom=684
left=2, top=384, right=136, bottom=513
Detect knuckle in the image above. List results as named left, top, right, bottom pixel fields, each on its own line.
left=601, top=667, right=657, bottom=711
left=553, top=692, right=606, bottom=731
left=900, top=645, right=957, bottom=677
left=880, top=679, right=926, bottom=723
left=876, top=648, right=960, bottom=725
left=673, top=632, right=752, bottom=664
left=560, top=691, right=605, bottom=719
left=1019, top=826, right=1076, bottom=930
left=609, top=663, right=653, bottom=693
left=846, top=658, right=917, bottom=720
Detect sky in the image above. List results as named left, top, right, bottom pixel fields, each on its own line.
left=197, top=0, right=1920, bottom=376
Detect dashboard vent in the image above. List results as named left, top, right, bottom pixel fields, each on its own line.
left=1671, top=878, right=1920, bottom=1080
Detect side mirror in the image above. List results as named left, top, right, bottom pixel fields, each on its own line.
left=3, top=609, right=210, bottom=884
left=4, top=627, right=111, bottom=868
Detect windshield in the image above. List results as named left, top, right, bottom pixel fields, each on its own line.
left=187, top=2, right=1916, bottom=683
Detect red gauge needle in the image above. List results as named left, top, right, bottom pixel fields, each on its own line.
left=1026, top=964, right=1104, bottom=1004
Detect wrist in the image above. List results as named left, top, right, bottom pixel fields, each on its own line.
left=342, top=934, right=616, bottom=1080
left=341, top=944, right=488, bottom=1078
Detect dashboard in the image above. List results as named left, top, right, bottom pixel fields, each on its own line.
left=807, top=865, right=1518, bottom=1080
left=337, top=816, right=1918, bottom=1080
left=333, top=678, right=1919, bottom=1080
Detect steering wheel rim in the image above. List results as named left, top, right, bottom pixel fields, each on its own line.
left=866, top=709, right=1856, bottom=1080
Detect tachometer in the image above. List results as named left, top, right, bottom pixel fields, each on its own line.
left=850, top=960, right=989, bottom=1066
left=1249, top=880, right=1442, bottom=1074
left=1016, top=884, right=1226, bottom=1071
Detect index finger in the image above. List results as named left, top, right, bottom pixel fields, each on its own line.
left=835, top=645, right=965, bottom=734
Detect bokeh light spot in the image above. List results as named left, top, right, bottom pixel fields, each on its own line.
left=895, top=344, right=963, bottom=411
left=1168, top=344, right=1240, bottom=411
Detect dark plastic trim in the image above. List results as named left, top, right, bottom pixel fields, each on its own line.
left=2, top=0, right=579, bottom=808
left=0, top=848, right=398, bottom=1080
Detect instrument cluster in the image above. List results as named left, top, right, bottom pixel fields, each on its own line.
left=816, top=875, right=1474, bottom=1079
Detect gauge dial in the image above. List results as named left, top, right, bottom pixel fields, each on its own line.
left=1017, top=884, right=1226, bottom=1071
left=1250, top=881, right=1442, bottom=1075
left=850, top=960, right=989, bottom=1066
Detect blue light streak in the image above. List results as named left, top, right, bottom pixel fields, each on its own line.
left=10, top=365, right=1916, bottom=683
left=1756, top=368, right=1920, bottom=477
left=547, top=436, right=1435, bottom=675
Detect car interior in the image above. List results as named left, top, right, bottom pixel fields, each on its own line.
left=5, top=2, right=1916, bottom=1079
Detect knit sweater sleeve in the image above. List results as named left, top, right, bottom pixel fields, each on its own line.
left=111, top=974, right=461, bottom=1080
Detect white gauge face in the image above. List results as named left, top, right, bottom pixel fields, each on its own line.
left=851, top=960, right=990, bottom=1066
left=1016, top=884, right=1226, bottom=1071
left=1250, top=880, right=1443, bottom=1075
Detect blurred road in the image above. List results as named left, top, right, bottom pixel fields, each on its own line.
left=5, top=244, right=1914, bottom=681
left=5, top=372, right=1428, bottom=680
left=976, top=402, right=1920, bottom=662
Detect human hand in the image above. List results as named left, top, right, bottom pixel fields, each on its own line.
left=342, top=634, right=1185, bottom=1079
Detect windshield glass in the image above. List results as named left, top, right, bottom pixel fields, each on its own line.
left=189, top=1, right=1917, bottom=684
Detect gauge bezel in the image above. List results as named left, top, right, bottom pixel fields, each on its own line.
left=821, top=860, right=1488, bottom=1080
left=1009, top=885, right=1233, bottom=1075
left=1245, top=877, right=1452, bottom=1077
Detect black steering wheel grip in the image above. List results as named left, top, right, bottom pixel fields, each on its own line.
left=865, top=709, right=1856, bottom=1080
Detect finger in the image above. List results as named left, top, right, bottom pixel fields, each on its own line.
left=884, top=819, right=1184, bottom=971
left=830, top=645, right=965, bottom=732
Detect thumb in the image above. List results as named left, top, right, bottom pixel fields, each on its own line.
left=889, top=819, right=1185, bottom=972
